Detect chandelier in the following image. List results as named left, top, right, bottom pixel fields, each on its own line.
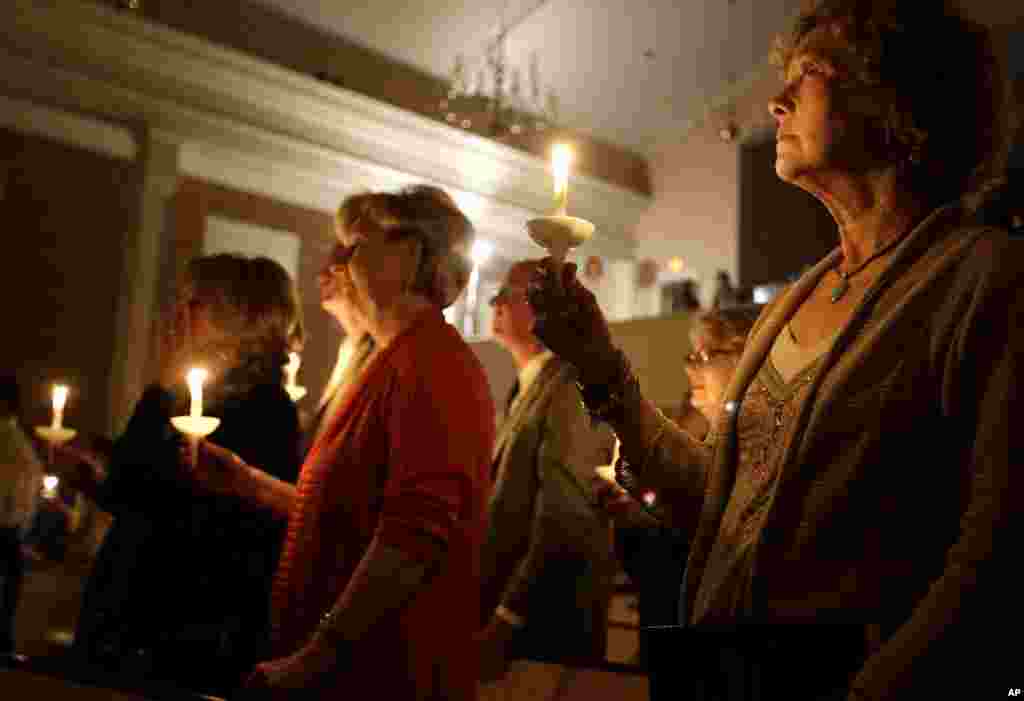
left=439, top=6, right=560, bottom=139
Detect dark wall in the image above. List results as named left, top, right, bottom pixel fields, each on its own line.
left=0, top=128, right=138, bottom=436
left=737, top=136, right=837, bottom=288
left=1007, top=31, right=1024, bottom=174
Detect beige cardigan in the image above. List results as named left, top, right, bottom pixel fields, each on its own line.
left=622, top=203, right=1023, bottom=699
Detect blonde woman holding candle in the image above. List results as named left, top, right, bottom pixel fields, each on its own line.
left=528, top=3, right=1020, bottom=699
left=191, top=186, right=494, bottom=701
left=67, top=254, right=304, bottom=697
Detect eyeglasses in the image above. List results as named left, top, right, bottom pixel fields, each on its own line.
left=685, top=348, right=734, bottom=367
left=489, top=285, right=527, bottom=307
left=326, top=227, right=421, bottom=269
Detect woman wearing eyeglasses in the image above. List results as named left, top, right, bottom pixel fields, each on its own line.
left=190, top=186, right=494, bottom=701
left=683, top=307, right=762, bottom=431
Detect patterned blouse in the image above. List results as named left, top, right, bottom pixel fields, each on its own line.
left=693, top=325, right=833, bottom=621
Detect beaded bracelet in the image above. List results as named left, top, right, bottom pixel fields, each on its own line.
left=614, top=454, right=663, bottom=519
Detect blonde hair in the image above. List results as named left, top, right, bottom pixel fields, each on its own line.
left=335, top=185, right=474, bottom=308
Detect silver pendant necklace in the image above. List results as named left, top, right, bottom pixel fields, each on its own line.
left=829, top=233, right=906, bottom=304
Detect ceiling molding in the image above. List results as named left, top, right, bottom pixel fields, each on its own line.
left=0, top=93, right=137, bottom=161
left=2, top=0, right=642, bottom=259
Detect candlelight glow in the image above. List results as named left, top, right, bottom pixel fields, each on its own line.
left=551, top=143, right=573, bottom=215
left=42, top=474, right=60, bottom=499
left=51, top=384, right=69, bottom=430
left=187, top=368, right=208, bottom=419
left=470, top=239, right=494, bottom=267
left=52, top=385, right=69, bottom=411
left=286, top=352, right=301, bottom=387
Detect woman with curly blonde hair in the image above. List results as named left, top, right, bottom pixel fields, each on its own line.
left=529, top=2, right=1020, bottom=698
left=192, top=186, right=494, bottom=701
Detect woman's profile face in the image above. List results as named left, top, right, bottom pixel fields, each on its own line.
left=319, top=221, right=422, bottom=329
left=685, top=332, right=739, bottom=425
left=769, top=28, right=876, bottom=192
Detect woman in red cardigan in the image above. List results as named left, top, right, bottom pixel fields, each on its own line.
left=192, top=185, right=495, bottom=700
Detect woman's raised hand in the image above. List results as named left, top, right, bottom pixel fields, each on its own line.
left=183, top=439, right=249, bottom=497
left=527, top=259, right=619, bottom=385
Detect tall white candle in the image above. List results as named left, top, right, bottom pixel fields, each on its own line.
left=187, top=368, right=207, bottom=418
left=51, top=384, right=69, bottom=430
left=285, top=352, right=301, bottom=390
left=552, top=143, right=572, bottom=217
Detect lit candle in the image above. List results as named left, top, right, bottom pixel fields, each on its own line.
left=186, top=368, right=207, bottom=419
left=285, top=352, right=301, bottom=391
left=42, top=474, right=60, bottom=500
left=552, top=143, right=572, bottom=217
left=51, top=384, right=69, bottom=430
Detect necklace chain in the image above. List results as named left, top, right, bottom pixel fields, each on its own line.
left=830, top=232, right=907, bottom=303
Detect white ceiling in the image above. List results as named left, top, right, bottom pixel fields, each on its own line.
left=253, top=0, right=803, bottom=157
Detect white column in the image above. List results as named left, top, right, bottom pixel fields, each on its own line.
left=107, top=129, right=181, bottom=435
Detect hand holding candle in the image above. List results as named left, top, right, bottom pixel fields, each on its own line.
left=526, top=142, right=595, bottom=287
left=171, top=367, right=221, bottom=467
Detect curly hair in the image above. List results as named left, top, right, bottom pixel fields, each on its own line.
left=693, top=304, right=764, bottom=355
left=770, top=0, right=1009, bottom=210
left=335, top=185, right=474, bottom=308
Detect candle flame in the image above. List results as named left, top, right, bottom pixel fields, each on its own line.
left=187, top=368, right=208, bottom=388
left=52, top=385, right=69, bottom=412
left=552, top=143, right=573, bottom=197
left=43, top=475, right=59, bottom=491
left=187, top=367, right=207, bottom=418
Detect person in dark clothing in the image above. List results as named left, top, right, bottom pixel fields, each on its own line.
left=65, top=254, right=304, bottom=697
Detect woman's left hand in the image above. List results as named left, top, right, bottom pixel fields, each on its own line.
left=244, top=637, right=339, bottom=694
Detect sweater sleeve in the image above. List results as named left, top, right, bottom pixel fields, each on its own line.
left=615, top=397, right=714, bottom=536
